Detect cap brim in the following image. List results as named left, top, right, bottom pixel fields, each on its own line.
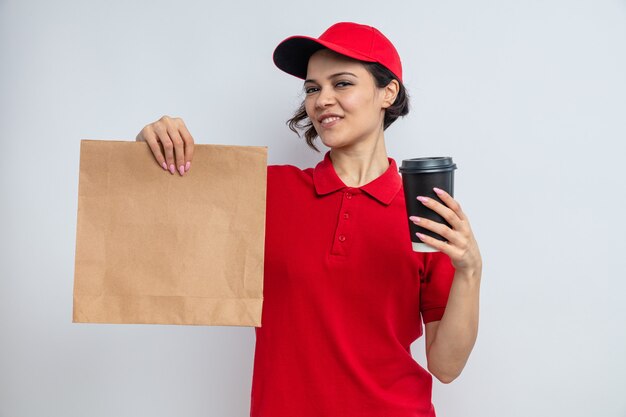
left=273, top=36, right=376, bottom=80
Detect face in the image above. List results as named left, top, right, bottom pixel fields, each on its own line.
left=303, top=49, right=398, bottom=150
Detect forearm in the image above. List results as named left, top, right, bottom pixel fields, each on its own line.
left=427, top=268, right=481, bottom=383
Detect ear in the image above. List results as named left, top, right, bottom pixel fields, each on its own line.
left=381, top=79, right=400, bottom=109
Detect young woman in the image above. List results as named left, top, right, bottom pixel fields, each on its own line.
left=136, top=22, right=482, bottom=417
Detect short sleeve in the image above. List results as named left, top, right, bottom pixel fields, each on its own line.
left=420, top=252, right=455, bottom=323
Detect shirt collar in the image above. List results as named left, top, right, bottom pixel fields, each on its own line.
left=313, top=151, right=402, bottom=206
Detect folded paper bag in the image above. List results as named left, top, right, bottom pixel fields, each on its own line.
left=73, top=140, right=266, bottom=326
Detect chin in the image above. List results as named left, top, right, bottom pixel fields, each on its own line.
left=320, top=139, right=346, bottom=150
left=319, top=133, right=351, bottom=149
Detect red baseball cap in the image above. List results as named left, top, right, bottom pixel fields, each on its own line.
left=273, top=22, right=403, bottom=82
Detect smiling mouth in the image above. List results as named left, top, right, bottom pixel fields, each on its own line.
left=320, top=116, right=342, bottom=126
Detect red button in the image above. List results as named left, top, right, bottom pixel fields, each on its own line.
left=343, top=212, right=349, bottom=219
left=345, top=192, right=352, bottom=199
left=338, top=235, right=346, bottom=242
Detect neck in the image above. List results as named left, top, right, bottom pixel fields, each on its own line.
left=329, top=132, right=390, bottom=188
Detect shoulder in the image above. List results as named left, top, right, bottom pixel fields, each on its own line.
left=267, top=163, right=314, bottom=185
left=268, top=163, right=313, bottom=175
left=266, top=164, right=316, bottom=201
left=265, top=164, right=316, bottom=213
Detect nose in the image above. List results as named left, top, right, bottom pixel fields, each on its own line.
left=315, top=86, right=336, bottom=109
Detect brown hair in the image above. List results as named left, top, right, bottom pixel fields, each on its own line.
left=287, top=61, right=410, bottom=152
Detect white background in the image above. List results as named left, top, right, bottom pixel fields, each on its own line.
left=1, top=0, right=625, bottom=416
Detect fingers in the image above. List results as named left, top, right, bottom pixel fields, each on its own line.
left=166, top=124, right=186, bottom=175
left=416, top=193, right=465, bottom=231
left=412, top=190, right=472, bottom=244
left=153, top=122, right=176, bottom=174
left=433, top=187, right=466, bottom=221
left=409, top=215, right=459, bottom=246
left=179, top=121, right=195, bottom=172
left=414, top=231, right=453, bottom=254
left=409, top=189, right=480, bottom=270
left=409, top=214, right=468, bottom=260
left=140, top=128, right=168, bottom=171
left=413, top=231, right=468, bottom=261
left=137, top=115, right=195, bottom=176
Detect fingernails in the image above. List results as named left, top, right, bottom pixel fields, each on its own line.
left=416, top=232, right=426, bottom=240
left=179, top=165, right=185, bottom=176
left=433, top=187, right=443, bottom=195
left=161, top=162, right=167, bottom=170
left=409, top=216, right=420, bottom=223
left=169, top=164, right=175, bottom=174
left=417, top=196, right=429, bottom=204
left=185, top=161, right=191, bottom=172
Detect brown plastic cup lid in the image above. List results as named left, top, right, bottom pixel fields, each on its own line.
left=399, top=157, right=457, bottom=174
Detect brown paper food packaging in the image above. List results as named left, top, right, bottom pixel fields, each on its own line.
left=73, top=140, right=267, bottom=326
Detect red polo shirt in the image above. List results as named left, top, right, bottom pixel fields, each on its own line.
left=250, top=151, right=455, bottom=417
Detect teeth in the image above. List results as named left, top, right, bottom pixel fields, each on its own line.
left=321, top=116, right=340, bottom=124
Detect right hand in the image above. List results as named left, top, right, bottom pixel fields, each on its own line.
left=136, top=115, right=195, bottom=176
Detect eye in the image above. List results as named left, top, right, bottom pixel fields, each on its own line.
left=336, top=81, right=352, bottom=88
left=304, top=86, right=319, bottom=94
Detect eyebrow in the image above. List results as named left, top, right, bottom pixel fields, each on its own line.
left=304, top=72, right=358, bottom=84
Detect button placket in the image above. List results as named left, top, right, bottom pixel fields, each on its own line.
left=331, top=189, right=357, bottom=256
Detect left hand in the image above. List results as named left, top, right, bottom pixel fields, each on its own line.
left=409, top=187, right=482, bottom=274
